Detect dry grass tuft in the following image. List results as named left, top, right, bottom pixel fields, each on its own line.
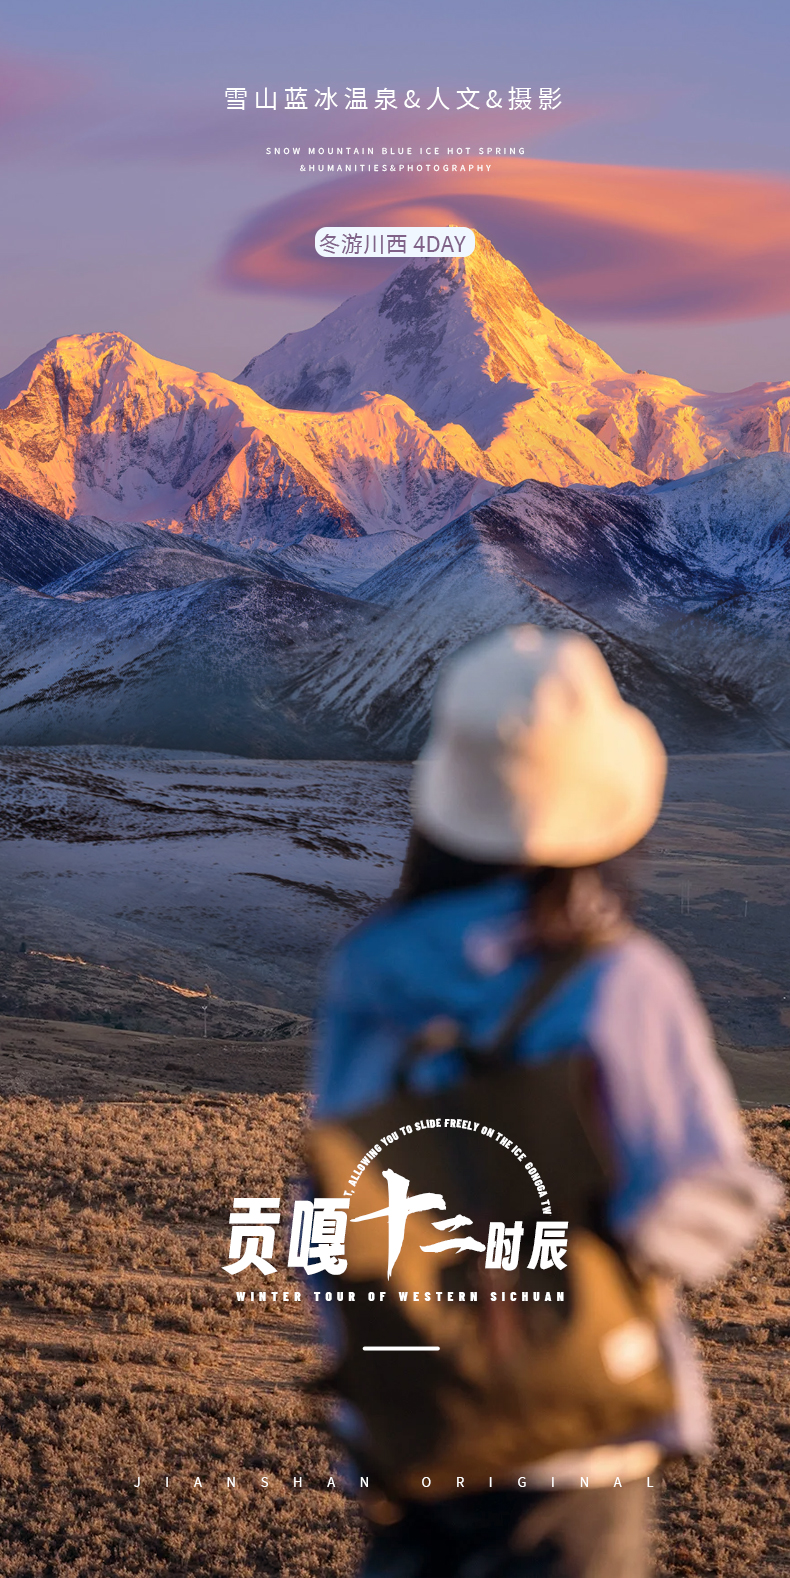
left=0, top=1095, right=786, bottom=1575
left=0, top=1091, right=364, bottom=1576
left=654, top=1110, right=790, bottom=1577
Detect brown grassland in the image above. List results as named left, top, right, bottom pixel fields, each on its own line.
left=0, top=1090, right=786, bottom=1577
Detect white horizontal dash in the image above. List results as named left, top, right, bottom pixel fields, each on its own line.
left=362, top=1345, right=440, bottom=1352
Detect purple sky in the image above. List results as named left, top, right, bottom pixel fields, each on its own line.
left=1, top=0, right=789, bottom=392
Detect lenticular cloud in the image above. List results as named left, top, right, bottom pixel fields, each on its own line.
left=219, top=157, right=790, bottom=324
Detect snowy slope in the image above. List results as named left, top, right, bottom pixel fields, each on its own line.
left=638, top=454, right=790, bottom=582
left=280, top=455, right=790, bottom=757
left=361, top=455, right=790, bottom=617
left=40, top=536, right=320, bottom=599
left=0, top=571, right=382, bottom=755
left=280, top=519, right=772, bottom=756
left=1, top=454, right=787, bottom=757
left=0, top=486, right=154, bottom=590
left=272, top=529, right=418, bottom=593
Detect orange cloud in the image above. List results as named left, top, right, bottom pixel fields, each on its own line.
left=219, top=158, right=790, bottom=322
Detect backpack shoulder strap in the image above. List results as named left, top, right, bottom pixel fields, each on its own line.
left=482, top=942, right=590, bottom=1060
left=399, top=935, right=618, bottom=1088
left=484, top=920, right=639, bottom=1061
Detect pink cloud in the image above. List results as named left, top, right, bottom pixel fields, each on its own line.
left=0, top=49, right=119, bottom=160
left=0, top=51, right=84, bottom=128
left=218, top=158, right=790, bottom=323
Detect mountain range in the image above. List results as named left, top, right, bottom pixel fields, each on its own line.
left=286, top=456, right=790, bottom=756
left=238, top=232, right=790, bottom=487
left=0, top=332, right=493, bottom=549
left=0, top=231, right=788, bottom=756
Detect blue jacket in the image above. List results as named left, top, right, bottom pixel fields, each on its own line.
left=314, top=877, right=780, bottom=1458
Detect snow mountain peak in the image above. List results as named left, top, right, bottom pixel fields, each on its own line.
left=1, top=230, right=788, bottom=560
left=237, top=229, right=623, bottom=443
left=237, top=228, right=789, bottom=488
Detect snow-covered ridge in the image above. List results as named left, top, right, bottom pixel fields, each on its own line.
left=0, top=455, right=788, bottom=757
left=0, top=335, right=494, bottom=550
left=283, top=456, right=790, bottom=758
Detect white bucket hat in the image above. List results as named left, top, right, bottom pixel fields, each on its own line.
left=411, top=626, right=667, bottom=866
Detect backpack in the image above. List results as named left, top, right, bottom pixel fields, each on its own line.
left=306, top=941, right=675, bottom=1502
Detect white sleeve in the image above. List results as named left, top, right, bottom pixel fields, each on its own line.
left=587, top=934, right=784, bottom=1285
left=620, top=1163, right=784, bottom=1286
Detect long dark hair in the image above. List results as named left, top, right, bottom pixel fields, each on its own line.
left=396, top=828, right=636, bottom=950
